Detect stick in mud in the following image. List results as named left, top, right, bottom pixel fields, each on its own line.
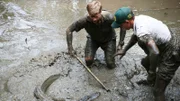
left=74, top=55, right=110, bottom=92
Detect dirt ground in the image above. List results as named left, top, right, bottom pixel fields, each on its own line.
left=0, top=0, right=180, bottom=101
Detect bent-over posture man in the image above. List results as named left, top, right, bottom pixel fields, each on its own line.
left=66, top=0, right=125, bottom=69
left=112, top=7, right=180, bottom=101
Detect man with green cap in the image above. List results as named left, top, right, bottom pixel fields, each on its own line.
left=66, top=1, right=126, bottom=69
left=112, top=7, right=180, bottom=101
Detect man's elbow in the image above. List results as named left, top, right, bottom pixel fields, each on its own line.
left=154, top=51, right=159, bottom=55
left=66, top=28, right=71, bottom=35
left=147, top=40, right=159, bottom=55
left=151, top=49, right=159, bottom=56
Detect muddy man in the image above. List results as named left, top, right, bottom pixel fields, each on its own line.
left=66, top=0, right=126, bottom=69
left=112, top=7, right=180, bottom=101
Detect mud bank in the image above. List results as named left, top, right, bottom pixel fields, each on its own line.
left=0, top=0, right=180, bottom=101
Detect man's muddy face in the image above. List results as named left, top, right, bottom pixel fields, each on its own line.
left=89, top=12, right=102, bottom=24
left=120, top=20, right=132, bottom=30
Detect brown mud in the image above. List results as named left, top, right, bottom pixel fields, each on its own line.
left=0, top=0, right=180, bottom=101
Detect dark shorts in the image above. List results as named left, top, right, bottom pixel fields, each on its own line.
left=141, top=32, right=180, bottom=82
left=157, top=55, right=180, bottom=82
left=158, top=31, right=180, bottom=81
left=85, top=37, right=116, bottom=68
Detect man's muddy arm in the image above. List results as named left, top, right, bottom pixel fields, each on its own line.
left=114, top=34, right=137, bottom=57
left=123, top=34, right=137, bottom=52
left=147, top=39, right=159, bottom=74
left=117, top=28, right=126, bottom=50
left=139, top=35, right=159, bottom=84
left=66, top=27, right=74, bottom=55
left=139, top=35, right=159, bottom=73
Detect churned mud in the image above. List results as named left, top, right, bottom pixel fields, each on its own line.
left=0, top=0, right=180, bottom=101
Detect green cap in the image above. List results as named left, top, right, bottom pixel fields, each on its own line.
left=111, top=7, right=134, bottom=28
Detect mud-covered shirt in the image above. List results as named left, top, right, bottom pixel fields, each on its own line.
left=133, top=15, right=171, bottom=45
left=134, top=15, right=177, bottom=59
left=68, top=11, right=116, bottom=43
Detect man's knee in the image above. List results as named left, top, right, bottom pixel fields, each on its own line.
left=85, top=57, right=94, bottom=66
left=106, top=59, right=115, bottom=69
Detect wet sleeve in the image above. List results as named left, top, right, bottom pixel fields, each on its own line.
left=69, top=17, right=87, bottom=32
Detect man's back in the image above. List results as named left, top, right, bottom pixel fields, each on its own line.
left=134, top=15, right=171, bottom=45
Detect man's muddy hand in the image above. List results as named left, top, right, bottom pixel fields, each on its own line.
left=68, top=48, right=77, bottom=57
left=116, top=44, right=123, bottom=52
left=113, top=49, right=126, bottom=59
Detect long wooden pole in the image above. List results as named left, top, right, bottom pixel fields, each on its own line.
left=74, top=55, right=110, bottom=92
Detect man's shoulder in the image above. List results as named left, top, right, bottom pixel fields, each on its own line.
left=101, top=10, right=112, bottom=15
left=136, top=15, right=160, bottom=22
left=135, top=15, right=149, bottom=21
left=72, top=15, right=89, bottom=24
left=78, top=15, right=88, bottom=20
left=68, top=15, right=88, bottom=31
left=101, top=11, right=114, bottom=20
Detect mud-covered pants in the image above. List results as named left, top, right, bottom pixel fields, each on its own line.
left=141, top=54, right=180, bottom=101
left=85, top=37, right=116, bottom=69
left=140, top=32, right=180, bottom=100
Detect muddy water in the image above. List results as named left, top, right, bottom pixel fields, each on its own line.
left=0, top=0, right=180, bottom=101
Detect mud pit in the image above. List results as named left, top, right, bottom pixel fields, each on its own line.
left=0, top=0, right=180, bottom=101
